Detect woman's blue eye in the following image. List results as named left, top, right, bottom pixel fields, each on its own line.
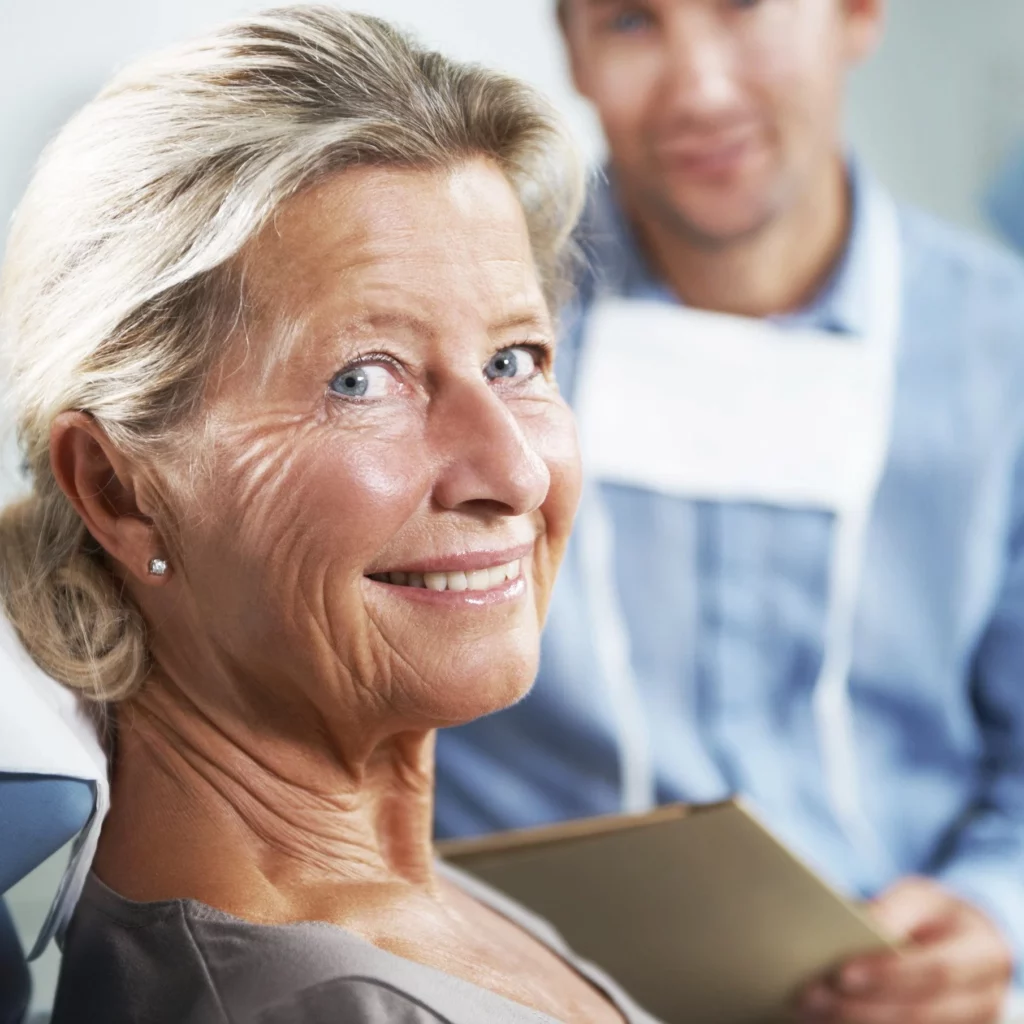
left=484, top=347, right=539, bottom=382
left=331, top=367, right=369, bottom=397
left=328, top=363, right=397, bottom=399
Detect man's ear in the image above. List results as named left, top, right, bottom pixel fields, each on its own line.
left=842, top=0, right=886, bottom=65
left=49, top=412, right=170, bottom=585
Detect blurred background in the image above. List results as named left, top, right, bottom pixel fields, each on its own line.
left=3, top=0, right=1024, bottom=1013
left=4, top=0, right=1024, bottom=249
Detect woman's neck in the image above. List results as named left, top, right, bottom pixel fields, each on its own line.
left=93, top=678, right=439, bottom=923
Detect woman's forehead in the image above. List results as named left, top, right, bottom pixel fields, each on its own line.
left=250, top=161, right=532, bottom=276
left=239, top=161, right=545, bottom=328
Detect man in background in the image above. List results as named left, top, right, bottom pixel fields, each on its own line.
left=436, top=1, right=1024, bottom=1020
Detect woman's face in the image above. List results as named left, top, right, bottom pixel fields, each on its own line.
left=151, top=160, right=581, bottom=740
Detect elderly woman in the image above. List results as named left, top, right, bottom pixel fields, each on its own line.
left=0, top=8, right=659, bottom=1023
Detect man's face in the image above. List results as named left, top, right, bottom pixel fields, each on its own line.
left=562, top=0, right=883, bottom=244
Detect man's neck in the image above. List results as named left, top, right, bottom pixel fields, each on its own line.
left=625, top=159, right=852, bottom=319
left=93, top=679, right=439, bottom=922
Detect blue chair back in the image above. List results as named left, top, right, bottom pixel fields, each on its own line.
left=0, top=774, right=95, bottom=896
left=0, top=899, right=30, bottom=1024
left=0, top=605, right=104, bottom=1023
left=0, top=774, right=93, bottom=1024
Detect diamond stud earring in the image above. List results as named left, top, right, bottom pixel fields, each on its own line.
left=148, top=557, right=169, bottom=577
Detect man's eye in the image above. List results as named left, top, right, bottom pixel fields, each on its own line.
left=328, top=363, right=397, bottom=399
left=609, top=8, right=654, bottom=33
left=484, top=346, right=540, bottom=383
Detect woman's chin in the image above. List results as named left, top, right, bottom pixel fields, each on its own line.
left=358, top=574, right=544, bottom=725
left=420, top=651, right=540, bottom=728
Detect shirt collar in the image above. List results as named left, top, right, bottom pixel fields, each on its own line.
left=582, top=157, right=880, bottom=338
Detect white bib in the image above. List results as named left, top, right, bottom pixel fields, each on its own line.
left=575, top=300, right=892, bottom=514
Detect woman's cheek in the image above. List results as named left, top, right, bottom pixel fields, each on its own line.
left=522, top=397, right=582, bottom=547
left=307, top=429, right=434, bottom=555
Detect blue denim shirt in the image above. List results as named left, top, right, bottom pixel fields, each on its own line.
left=435, top=165, right=1024, bottom=973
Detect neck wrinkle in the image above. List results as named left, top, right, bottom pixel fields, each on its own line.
left=93, top=677, right=439, bottom=919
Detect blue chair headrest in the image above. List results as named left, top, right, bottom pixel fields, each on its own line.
left=0, top=612, right=108, bottom=961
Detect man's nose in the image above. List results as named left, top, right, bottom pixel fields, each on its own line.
left=658, top=10, right=740, bottom=120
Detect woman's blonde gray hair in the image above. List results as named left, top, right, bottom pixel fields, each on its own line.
left=0, top=4, right=584, bottom=703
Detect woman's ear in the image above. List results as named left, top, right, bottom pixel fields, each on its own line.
left=49, top=412, right=170, bottom=585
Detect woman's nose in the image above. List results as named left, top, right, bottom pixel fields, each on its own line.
left=429, top=378, right=551, bottom=517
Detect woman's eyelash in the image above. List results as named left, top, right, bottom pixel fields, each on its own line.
left=509, top=341, right=553, bottom=366
left=337, top=350, right=401, bottom=373
left=327, top=351, right=401, bottom=387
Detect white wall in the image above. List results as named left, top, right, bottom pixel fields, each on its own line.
left=847, top=0, right=1024, bottom=235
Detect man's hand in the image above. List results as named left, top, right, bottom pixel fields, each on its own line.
left=797, top=877, right=1014, bottom=1023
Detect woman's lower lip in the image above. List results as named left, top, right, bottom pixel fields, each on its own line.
left=364, top=574, right=527, bottom=607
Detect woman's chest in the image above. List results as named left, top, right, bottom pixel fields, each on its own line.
left=379, top=887, right=630, bottom=1024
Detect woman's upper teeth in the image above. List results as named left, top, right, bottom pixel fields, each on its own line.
left=375, top=560, right=521, bottom=592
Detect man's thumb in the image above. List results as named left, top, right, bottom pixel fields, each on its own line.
left=869, top=878, right=958, bottom=942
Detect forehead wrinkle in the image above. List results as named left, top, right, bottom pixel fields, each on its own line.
left=238, top=247, right=446, bottom=382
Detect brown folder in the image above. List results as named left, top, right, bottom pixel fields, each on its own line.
left=438, top=800, right=894, bottom=1024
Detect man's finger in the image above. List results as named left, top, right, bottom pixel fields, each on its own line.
left=867, top=878, right=958, bottom=942
left=799, top=981, right=1008, bottom=1024
left=835, top=929, right=1012, bottom=1000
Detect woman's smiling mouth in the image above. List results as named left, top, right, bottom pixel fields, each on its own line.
left=368, top=559, right=521, bottom=592
left=364, top=543, right=534, bottom=603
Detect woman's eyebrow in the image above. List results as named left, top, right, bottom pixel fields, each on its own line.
left=335, top=311, right=440, bottom=341
left=489, top=311, right=552, bottom=337
left=331, top=311, right=552, bottom=342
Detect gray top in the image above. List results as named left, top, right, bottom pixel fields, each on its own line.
left=51, top=862, right=663, bottom=1024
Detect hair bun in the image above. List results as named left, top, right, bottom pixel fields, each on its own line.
left=0, top=491, right=147, bottom=701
